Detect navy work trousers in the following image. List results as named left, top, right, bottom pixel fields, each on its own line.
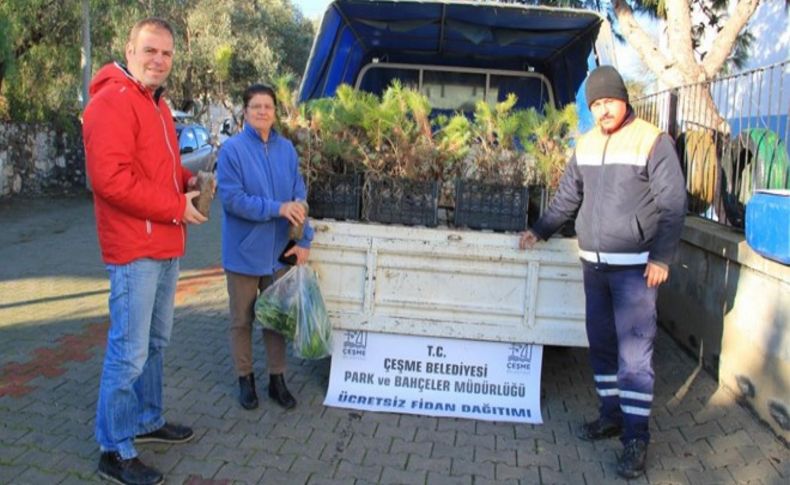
left=582, top=261, right=657, bottom=443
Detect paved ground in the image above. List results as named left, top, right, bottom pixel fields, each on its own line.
left=0, top=194, right=787, bottom=485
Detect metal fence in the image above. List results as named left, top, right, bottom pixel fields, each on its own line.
left=632, top=60, right=789, bottom=228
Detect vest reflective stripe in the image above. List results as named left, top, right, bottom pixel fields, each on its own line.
left=620, top=390, right=653, bottom=401
left=594, top=374, right=618, bottom=383
left=597, top=388, right=620, bottom=397
left=579, top=250, right=650, bottom=265
left=576, top=118, right=662, bottom=168
left=621, top=404, right=651, bottom=417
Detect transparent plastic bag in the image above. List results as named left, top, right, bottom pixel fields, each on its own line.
left=293, top=266, right=332, bottom=359
left=254, top=265, right=332, bottom=359
left=255, top=266, right=299, bottom=338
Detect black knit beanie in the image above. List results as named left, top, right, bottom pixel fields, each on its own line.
left=585, top=65, right=629, bottom=107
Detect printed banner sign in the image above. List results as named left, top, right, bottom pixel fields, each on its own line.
left=324, top=330, right=543, bottom=423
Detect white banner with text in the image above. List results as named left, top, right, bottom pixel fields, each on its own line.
left=323, top=330, right=543, bottom=423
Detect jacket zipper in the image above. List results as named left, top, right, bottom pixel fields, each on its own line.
left=261, top=136, right=280, bottom=268
left=152, top=97, right=186, bottom=251
left=146, top=219, right=152, bottom=235
left=594, top=133, right=612, bottom=264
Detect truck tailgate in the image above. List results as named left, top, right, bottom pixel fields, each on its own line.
left=310, top=220, right=587, bottom=346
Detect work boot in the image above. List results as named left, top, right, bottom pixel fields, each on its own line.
left=238, top=373, right=259, bottom=410
left=617, top=439, right=648, bottom=479
left=577, top=417, right=622, bottom=441
left=98, top=452, right=163, bottom=485
left=268, top=373, right=296, bottom=409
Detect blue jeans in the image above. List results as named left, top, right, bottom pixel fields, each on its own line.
left=95, top=258, right=179, bottom=459
left=582, top=262, right=657, bottom=444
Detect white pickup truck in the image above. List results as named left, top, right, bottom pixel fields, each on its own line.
left=300, top=0, right=616, bottom=346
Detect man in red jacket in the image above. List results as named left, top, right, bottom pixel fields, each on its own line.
left=83, top=17, right=206, bottom=485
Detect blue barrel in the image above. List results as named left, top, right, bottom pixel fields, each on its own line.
left=745, top=190, right=790, bottom=264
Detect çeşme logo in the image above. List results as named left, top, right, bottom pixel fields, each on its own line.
left=506, top=343, right=533, bottom=373
left=342, top=331, right=367, bottom=358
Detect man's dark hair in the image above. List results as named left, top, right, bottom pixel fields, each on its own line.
left=242, top=84, right=278, bottom=109
left=128, top=17, right=176, bottom=44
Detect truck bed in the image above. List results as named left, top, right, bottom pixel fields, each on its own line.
left=310, top=220, right=587, bottom=347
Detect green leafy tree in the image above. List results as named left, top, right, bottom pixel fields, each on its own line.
left=186, top=0, right=314, bottom=115
left=1, top=0, right=314, bottom=123
left=0, top=15, right=13, bottom=118
left=0, top=0, right=88, bottom=122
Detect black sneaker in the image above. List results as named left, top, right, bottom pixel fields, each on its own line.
left=617, top=439, right=648, bottom=479
left=135, top=422, right=194, bottom=444
left=98, top=452, right=163, bottom=485
left=577, top=417, right=623, bottom=441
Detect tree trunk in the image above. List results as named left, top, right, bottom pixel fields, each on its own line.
left=221, top=97, right=242, bottom=131
left=181, top=25, right=194, bottom=112
left=676, top=84, right=729, bottom=134
left=611, top=0, right=760, bottom=135
left=81, top=0, right=91, bottom=110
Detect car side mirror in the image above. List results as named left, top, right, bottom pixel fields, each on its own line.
left=180, top=146, right=195, bottom=154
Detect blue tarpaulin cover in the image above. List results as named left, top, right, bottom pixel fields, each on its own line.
left=299, top=0, right=609, bottom=119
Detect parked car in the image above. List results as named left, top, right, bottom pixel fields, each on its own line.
left=176, top=122, right=217, bottom=173
left=172, top=109, right=190, bottom=121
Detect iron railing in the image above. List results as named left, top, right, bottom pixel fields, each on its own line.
left=632, top=60, right=789, bottom=228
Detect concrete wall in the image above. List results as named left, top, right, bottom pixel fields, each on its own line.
left=0, top=120, right=85, bottom=197
left=659, top=217, right=789, bottom=441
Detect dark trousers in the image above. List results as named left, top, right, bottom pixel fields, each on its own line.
left=582, top=262, right=657, bottom=443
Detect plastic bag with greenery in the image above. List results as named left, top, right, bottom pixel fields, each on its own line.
left=254, top=266, right=332, bottom=359
left=254, top=267, right=298, bottom=337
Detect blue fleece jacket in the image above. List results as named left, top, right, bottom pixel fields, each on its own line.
left=217, top=124, right=313, bottom=276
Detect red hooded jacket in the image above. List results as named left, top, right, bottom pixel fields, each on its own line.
left=83, top=62, right=192, bottom=264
